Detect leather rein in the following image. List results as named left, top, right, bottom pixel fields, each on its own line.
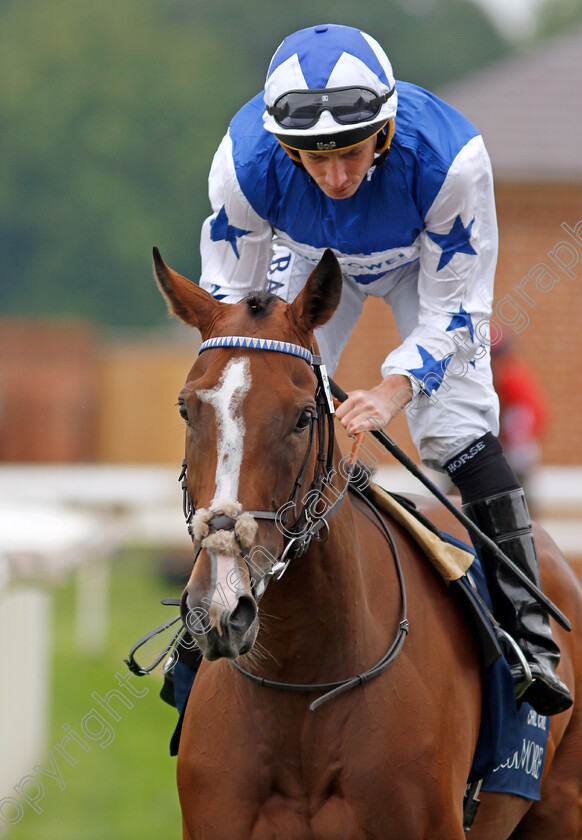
left=232, top=483, right=408, bottom=711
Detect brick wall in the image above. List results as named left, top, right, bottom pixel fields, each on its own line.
left=335, top=182, right=582, bottom=466
left=0, top=319, right=197, bottom=465
left=494, top=183, right=582, bottom=465
left=95, top=338, right=198, bottom=464
left=0, top=320, right=98, bottom=462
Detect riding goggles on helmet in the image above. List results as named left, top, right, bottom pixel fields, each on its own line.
left=267, top=86, right=395, bottom=129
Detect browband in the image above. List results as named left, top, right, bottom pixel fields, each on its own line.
left=198, top=335, right=313, bottom=364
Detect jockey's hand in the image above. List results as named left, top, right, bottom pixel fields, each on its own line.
left=335, top=375, right=413, bottom=436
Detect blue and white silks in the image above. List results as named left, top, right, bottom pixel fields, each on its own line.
left=200, top=81, right=500, bottom=468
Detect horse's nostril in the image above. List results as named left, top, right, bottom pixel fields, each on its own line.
left=228, top=595, right=257, bottom=634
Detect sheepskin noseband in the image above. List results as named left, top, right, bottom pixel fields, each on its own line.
left=189, top=499, right=258, bottom=555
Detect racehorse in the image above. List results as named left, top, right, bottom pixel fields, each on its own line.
left=153, top=247, right=582, bottom=840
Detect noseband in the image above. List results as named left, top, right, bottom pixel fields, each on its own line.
left=180, top=335, right=348, bottom=589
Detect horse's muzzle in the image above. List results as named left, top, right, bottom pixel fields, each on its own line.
left=180, top=580, right=258, bottom=661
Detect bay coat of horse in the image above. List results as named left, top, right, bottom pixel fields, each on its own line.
left=153, top=247, right=582, bottom=840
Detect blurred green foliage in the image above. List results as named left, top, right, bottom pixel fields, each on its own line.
left=1, top=0, right=511, bottom=326
left=536, top=0, right=582, bottom=36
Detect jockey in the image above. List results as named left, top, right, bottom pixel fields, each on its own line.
left=199, top=24, right=572, bottom=716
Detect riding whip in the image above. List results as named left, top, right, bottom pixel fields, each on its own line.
left=329, top=379, right=571, bottom=633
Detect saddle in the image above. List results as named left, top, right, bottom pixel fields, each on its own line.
left=359, top=482, right=503, bottom=670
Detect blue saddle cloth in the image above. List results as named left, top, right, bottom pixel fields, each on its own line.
left=445, top=533, right=549, bottom=799
left=171, top=536, right=549, bottom=801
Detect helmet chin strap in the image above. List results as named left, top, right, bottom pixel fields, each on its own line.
left=277, top=118, right=395, bottom=170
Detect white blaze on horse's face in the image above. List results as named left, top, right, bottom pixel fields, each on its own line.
left=195, top=357, right=253, bottom=623
left=196, top=356, right=251, bottom=507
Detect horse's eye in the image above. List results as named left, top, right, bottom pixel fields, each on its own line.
left=294, top=408, right=314, bottom=433
left=178, top=399, right=190, bottom=425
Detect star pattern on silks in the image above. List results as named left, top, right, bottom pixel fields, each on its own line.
left=446, top=304, right=475, bottom=342
left=210, top=205, right=251, bottom=259
left=426, top=215, right=477, bottom=271
left=408, top=345, right=453, bottom=395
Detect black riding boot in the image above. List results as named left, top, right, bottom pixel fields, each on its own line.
left=464, top=488, right=572, bottom=716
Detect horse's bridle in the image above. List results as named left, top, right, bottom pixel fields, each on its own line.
left=126, top=337, right=347, bottom=677
left=180, top=336, right=350, bottom=590
left=182, top=335, right=408, bottom=709
left=127, top=334, right=409, bottom=709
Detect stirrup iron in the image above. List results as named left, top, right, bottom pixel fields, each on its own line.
left=497, top=627, right=534, bottom=700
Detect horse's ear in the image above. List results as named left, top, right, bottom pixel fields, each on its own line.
left=289, top=249, right=342, bottom=331
left=153, top=247, right=222, bottom=335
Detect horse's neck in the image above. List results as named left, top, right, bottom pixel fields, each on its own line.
left=254, top=496, right=385, bottom=681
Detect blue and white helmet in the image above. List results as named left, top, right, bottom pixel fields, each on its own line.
left=263, top=24, right=397, bottom=153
